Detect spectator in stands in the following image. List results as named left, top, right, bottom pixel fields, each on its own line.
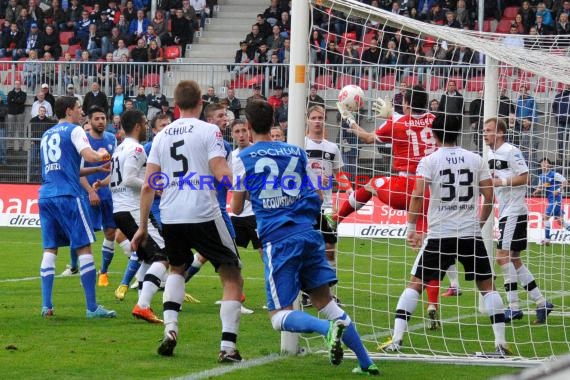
left=245, top=24, right=264, bottom=57
left=42, top=25, right=61, bottom=60
left=74, top=10, right=93, bottom=45
left=62, top=0, right=83, bottom=31
left=147, top=83, right=167, bottom=118
left=246, top=85, right=266, bottom=105
left=66, top=84, right=83, bottom=106
left=0, top=22, right=25, bottom=59
left=429, top=98, right=439, bottom=113
left=381, top=39, right=401, bottom=76
left=110, top=84, right=126, bottom=118
left=158, top=100, right=175, bottom=120
left=276, top=11, right=291, bottom=36
left=80, top=23, right=106, bottom=60
left=106, top=114, right=121, bottom=137
left=59, top=52, right=77, bottom=88
left=450, top=44, right=475, bottom=79
left=229, top=40, right=253, bottom=79
left=483, top=0, right=500, bottom=21
left=29, top=105, right=56, bottom=180
left=518, top=1, right=536, bottom=33
left=147, top=40, right=164, bottom=69
left=134, top=0, right=150, bottom=13
left=16, top=8, right=33, bottom=36
left=224, top=88, right=241, bottom=119
left=200, top=86, right=219, bottom=119
left=130, top=10, right=150, bottom=44
left=256, top=13, right=272, bottom=39
left=254, top=42, right=269, bottom=72
left=445, top=11, right=461, bottom=28
left=37, top=83, right=55, bottom=110
left=469, top=89, right=484, bottom=154
left=5, top=0, right=21, bottom=24
left=181, top=0, right=199, bottom=31
left=190, top=0, right=209, bottom=29
left=106, top=0, right=121, bottom=24
left=279, top=37, right=290, bottom=64
left=30, top=90, right=53, bottom=118
left=25, top=23, right=43, bottom=57
left=503, top=24, right=525, bottom=48
left=134, top=85, right=149, bottom=115
left=144, top=25, right=161, bottom=47
left=89, top=3, right=102, bottom=21
left=307, top=85, right=324, bottom=108
left=534, top=14, right=555, bottom=35
left=536, top=2, right=555, bottom=27
left=514, top=83, right=536, bottom=144
left=264, top=0, right=282, bottom=25
left=556, top=12, right=570, bottom=35
left=557, top=1, right=570, bottom=20
left=267, top=53, right=287, bottom=89
left=28, top=0, right=45, bottom=29
left=274, top=92, right=288, bottom=125
left=131, top=37, right=149, bottom=63
left=6, top=80, right=26, bottom=153
left=552, top=83, right=570, bottom=165
left=83, top=81, right=109, bottom=115
left=41, top=52, right=57, bottom=87
left=116, top=14, right=130, bottom=40
left=123, top=0, right=137, bottom=23
left=343, top=40, right=361, bottom=77
left=427, top=3, right=445, bottom=24
left=267, top=85, right=283, bottom=109
left=438, top=79, right=464, bottom=123
left=23, top=50, right=42, bottom=93
left=266, top=24, right=285, bottom=56
left=361, top=38, right=381, bottom=80
left=97, top=11, right=115, bottom=40
left=113, top=38, right=130, bottom=61
left=455, top=0, right=471, bottom=28
left=498, top=87, right=515, bottom=124
left=512, top=14, right=527, bottom=34
left=171, top=8, right=194, bottom=48
left=392, top=81, right=409, bottom=115
left=152, top=9, right=169, bottom=45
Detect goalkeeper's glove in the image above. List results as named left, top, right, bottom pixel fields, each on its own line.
left=336, top=102, right=356, bottom=126
left=372, top=97, right=393, bottom=119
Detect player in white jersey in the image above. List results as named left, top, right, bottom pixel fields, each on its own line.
left=483, top=117, right=553, bottom=324
left=98, top=109, right=169, bottom=324
left=381, top=115, right=511, bottom=356
left=230, top=119, right=262, bottom=255
left=132, top=80, right=244, bottom=361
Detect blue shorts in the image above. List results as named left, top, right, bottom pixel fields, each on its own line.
left=87, top=197, right=116, bottom=231
left=263, top=229, right=337, bottom=311
left=546, top=203, right=563, bottom=218
left=40, top=196, right=96, bottom=250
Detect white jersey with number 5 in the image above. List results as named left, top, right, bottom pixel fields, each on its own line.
left=147, top=117, right=226, bottom=224
left=417, top=146, right=491, bottom=239
left=487, top=142, right=528, bottom=218
left=110, top=137, right=147, bottom=212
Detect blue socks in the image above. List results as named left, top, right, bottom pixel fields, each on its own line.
left=121, top=253, right=141, bottom=285
left=78, top=254, right=97, bottom=312
left=40, top=252, right=56, bottom=309
left=69, top=248, right=78, bottom=270
left=342, top=321, right=374, bottom=369
left=100, top=239, right=115, bottom=274
left=282, top=310, right=330, bottom=335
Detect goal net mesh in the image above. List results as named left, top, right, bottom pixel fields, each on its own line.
left=302, top=0, right=570, bottom=363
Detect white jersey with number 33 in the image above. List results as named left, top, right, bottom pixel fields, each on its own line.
left=147, top=118, right=226, bottom=224
left=417, top=146, right=491, bottom=239
left=110, top=137, right=147, bottom=213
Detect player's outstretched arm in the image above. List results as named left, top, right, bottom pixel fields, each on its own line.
left=80, top=162, right=111, bottom=176
left=479, top=178, right=494, bottom=228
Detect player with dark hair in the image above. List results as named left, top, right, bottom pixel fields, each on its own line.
left=381, top=114, right=510, bottom=356
left=39, top=96, right=116, bottom=318
left=483, top=117, right=553, bottom=324
left=532, top=157, right=570, bottom=245
left=334, top=85, right=446, bottom=328
left=132, top=80, right=244, bottom=361
left=231, top=100, right=379, bottom=376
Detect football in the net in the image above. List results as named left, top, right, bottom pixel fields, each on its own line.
left=338, top=84, right=365, bottom=112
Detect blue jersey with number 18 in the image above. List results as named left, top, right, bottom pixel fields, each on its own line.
left=39, top=122, right=91, bottom=199
left=235, top=141, right=321, bottom=243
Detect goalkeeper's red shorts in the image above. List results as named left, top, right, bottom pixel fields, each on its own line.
left=370, top=175, right=428, bottom=233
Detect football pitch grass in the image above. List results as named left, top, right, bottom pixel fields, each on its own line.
left=2, top=227, right=559, bottom=379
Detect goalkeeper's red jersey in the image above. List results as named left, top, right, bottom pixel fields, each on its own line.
left=375, top=112, right=437, bottom=173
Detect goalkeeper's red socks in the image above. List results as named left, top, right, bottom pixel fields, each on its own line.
left=334, top=188, right=373, bottom=222
left=426, top=279, right=440, bottom=308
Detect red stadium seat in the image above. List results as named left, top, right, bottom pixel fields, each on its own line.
left=142, top=73, right=161, bottom=88
left=59, top=31, right=74, bottom=46
left=359, top=77, right=374, bottom=91
left=503, top=7, right=519, bottom=20
left=402, top=74, right=419, bottom=87
left=164, top=45, right=181, bottom=60
left=229, top=74, right=248, bottom=89
left=518, top=70, right=535, bottom=81
left=313, top=75, right=333, bottom=90
left=362, top=32, right=376, bottom=47
left=67, top=44, right=82, bottom=57
left=0, top=57, right=11, bottom=71
left=246, top=74, right=264, bottom=87
left=473, top=20, right=492, bottom=32
left=378, top=74, right=396, bottom=91
left=466, top=76, right=485, bottom=92
left=500, top=65, right=514, bottom=77
left=335, top=74, right=354, bottom=89
left=535, top=77, right=550, bottom=93
left=428, top=76, right=442, bottom=91
left=496, top=19, right=514, bottom=34
left=4, top=71, right=22, bottom=85
left=511, top=80, right=531, bottom=92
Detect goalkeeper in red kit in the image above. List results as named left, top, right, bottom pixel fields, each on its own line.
left=331, top=85, right=446, bottom=330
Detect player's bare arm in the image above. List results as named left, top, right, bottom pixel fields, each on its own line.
left=131, top=162, right=159, bottom=251
left=209, top=156, right=233, bottom=183
left=80, top=175, right=100, bottom=206
left=479, top=178, right=494, bottom=228
left=79, top=162, right=111, bottom=176
left=492, top=171, right=528, bottom=188
left=80, top=146, right=111, bottom=163
left=407, top=176, right=426, bottom=249
left=231, top=191, right=247, bottom=215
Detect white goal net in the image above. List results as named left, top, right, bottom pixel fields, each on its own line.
left=301, top=0, right=570, bottom=364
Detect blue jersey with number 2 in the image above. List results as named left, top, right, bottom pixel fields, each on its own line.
left=237, top=141, right=321, bottom=242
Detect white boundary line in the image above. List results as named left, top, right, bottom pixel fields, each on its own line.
left=171, top=353, right=286, bottom=380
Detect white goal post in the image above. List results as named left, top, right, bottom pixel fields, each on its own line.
left=286, top=0, right=570, bottom=365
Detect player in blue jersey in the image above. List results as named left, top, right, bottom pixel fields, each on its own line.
left=532, top=158, right=570, bottom=245
left=39, top=96, right=116, bottom=318
left=231, top=100, right=379, bottom=376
